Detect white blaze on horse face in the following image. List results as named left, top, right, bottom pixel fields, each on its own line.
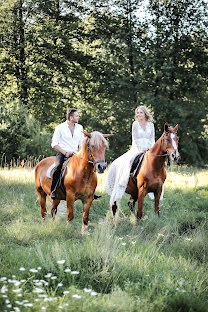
left=170, top=133, right=177, bottom=150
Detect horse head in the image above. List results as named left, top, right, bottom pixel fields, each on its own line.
left=163, top=123, right=180, bottom=162
left=84, top=131, right=112, bottom=173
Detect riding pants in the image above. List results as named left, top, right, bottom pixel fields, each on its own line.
left=51, top=152, right=66, bottom=194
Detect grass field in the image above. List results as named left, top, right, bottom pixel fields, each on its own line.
left=0, top=166, right=208, bottom=312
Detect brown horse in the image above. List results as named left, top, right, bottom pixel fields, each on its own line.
left=35, top=131, right=111, bottom=233
left=112, top=123, right=180, bottom=222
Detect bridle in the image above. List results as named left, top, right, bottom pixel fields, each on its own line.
left=74, top=139, right=105, bottom=166
left=150, top=134, right=169, bottom=157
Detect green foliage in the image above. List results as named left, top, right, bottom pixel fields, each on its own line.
left=0, top=0, right=207, bottom=164
left=0, top=101, right=53, bottom=164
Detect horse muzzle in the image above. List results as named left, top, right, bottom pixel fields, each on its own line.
left=170, top=150, right=180, bottom=162
left=95, top=161, right=107, bottom=173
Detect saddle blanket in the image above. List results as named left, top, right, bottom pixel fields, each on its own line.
left=46, top=163, right=56, bottom=179
left=46, top=157, right=72, bottom=179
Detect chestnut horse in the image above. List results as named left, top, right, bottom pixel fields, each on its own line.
left=112, top=123, right=180, bottom=222
left=35, top=131, right=111, bottom=233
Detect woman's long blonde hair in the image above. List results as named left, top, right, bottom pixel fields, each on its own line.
left=135, top=106, right=153, bottom=122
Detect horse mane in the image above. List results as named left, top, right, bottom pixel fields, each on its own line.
left=83, top=131, right=109, bottom=149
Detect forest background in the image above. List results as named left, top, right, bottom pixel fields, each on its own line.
left=0, top=0, right=207, bottom=166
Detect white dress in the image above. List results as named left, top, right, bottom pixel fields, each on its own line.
left=105, top=121, right=159, bottom=205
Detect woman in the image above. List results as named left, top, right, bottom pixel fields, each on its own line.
left=105, top=105, right=162, bottom=205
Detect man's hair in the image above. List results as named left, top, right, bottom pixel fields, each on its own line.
left=66, top=108, right=77, bottom=120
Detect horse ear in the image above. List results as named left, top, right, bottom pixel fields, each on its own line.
left=83, top=131, right=91, bottom=138
left=103, top=134, right=113, bottom=139
left=164, top=123, right=169, bottom=133
left=173, top=124, right=178, bottom=133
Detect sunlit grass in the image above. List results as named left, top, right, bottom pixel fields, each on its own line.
left=0, top=166, right=208, bottom=311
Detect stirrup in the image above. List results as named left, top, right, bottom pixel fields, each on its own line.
left=50, top=191, right=57, bottom=200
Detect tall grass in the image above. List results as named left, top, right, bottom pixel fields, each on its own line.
left=0, top=166, right=208, bottom=311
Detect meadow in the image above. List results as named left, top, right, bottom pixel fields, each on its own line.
left=0, top=166, right=208, bottom=312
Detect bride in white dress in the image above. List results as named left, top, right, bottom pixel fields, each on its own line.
left=105, top=106, right=163, bottom=206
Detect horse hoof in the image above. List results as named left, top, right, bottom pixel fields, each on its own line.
left=81, top=225, right=89, bottom=235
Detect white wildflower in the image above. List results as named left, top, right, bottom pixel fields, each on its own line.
left=0, top=277, right=7, bottom=281
left=29, top=268, right=38, bottom=273
left=84, top=288, right=91, bottom=293
left=157, top=233, right=165, bottom=237
left=63, top=290, right=70, bottom=294
left=45, top=273, right=52, bottom=278
left=57, top=283, right=63, bottom=287
left=19, top=267, right=25, bottom=271
left=33, top=288, right=44, bottom=293
left=13, top=288, right=22, bottom=293
left=91, top=291, right=98, bottom=296
left=72, top=294, right=82, bottom=299
left=121, top=242, right=126, bottom=246
left=1, top=285, right=8, bottom=293
left=51, top=276, right=57, bottom=280
left=71, top=271, right=79, bottom=275
left=131, top=241, right=136, bottom=245
left=57, top=260, right=65, bottom=264
left=64, top=268, right=71, bottom=273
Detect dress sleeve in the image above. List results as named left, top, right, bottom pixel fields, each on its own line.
left=149, top=122, right=155, bottom=148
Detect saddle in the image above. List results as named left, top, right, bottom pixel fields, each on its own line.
left=130, top=152, right=145, bottom=186
left=47, top=157, right=72, bottom=196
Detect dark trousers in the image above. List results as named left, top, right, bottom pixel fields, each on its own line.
left=51, top=152, right=66, bottom=193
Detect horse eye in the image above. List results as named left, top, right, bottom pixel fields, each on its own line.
left=91, top=144, right=95, bottom=150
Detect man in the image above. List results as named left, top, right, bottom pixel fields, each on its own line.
left=50, top=108, right=84, bottom=200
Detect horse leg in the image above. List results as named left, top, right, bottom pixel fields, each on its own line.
left=111, top=201, right=118, bottom=217
left=154, top=186, right=162, bottom=217
left=37, top=189, right=47, bottom=220
left=82, top=196, right=94, bottom=235
left=128, top=195, right=137, bottom=215
left=137, top=185, right=147, bottom=222
left=66, top=191, right=75, bottom=224
left=51, top=200, right=61, bottom=220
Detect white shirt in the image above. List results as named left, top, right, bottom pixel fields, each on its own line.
left=51, top=121, right=84, bottom=153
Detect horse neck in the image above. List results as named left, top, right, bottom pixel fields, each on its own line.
left=149, top=135, right=166, bottom=168
left=79, top=141, right=94, bottom=169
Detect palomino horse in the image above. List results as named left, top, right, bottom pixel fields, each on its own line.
left=35, top=131, right=111, bottom=233
left=112, top=123, right=179, bottom=222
